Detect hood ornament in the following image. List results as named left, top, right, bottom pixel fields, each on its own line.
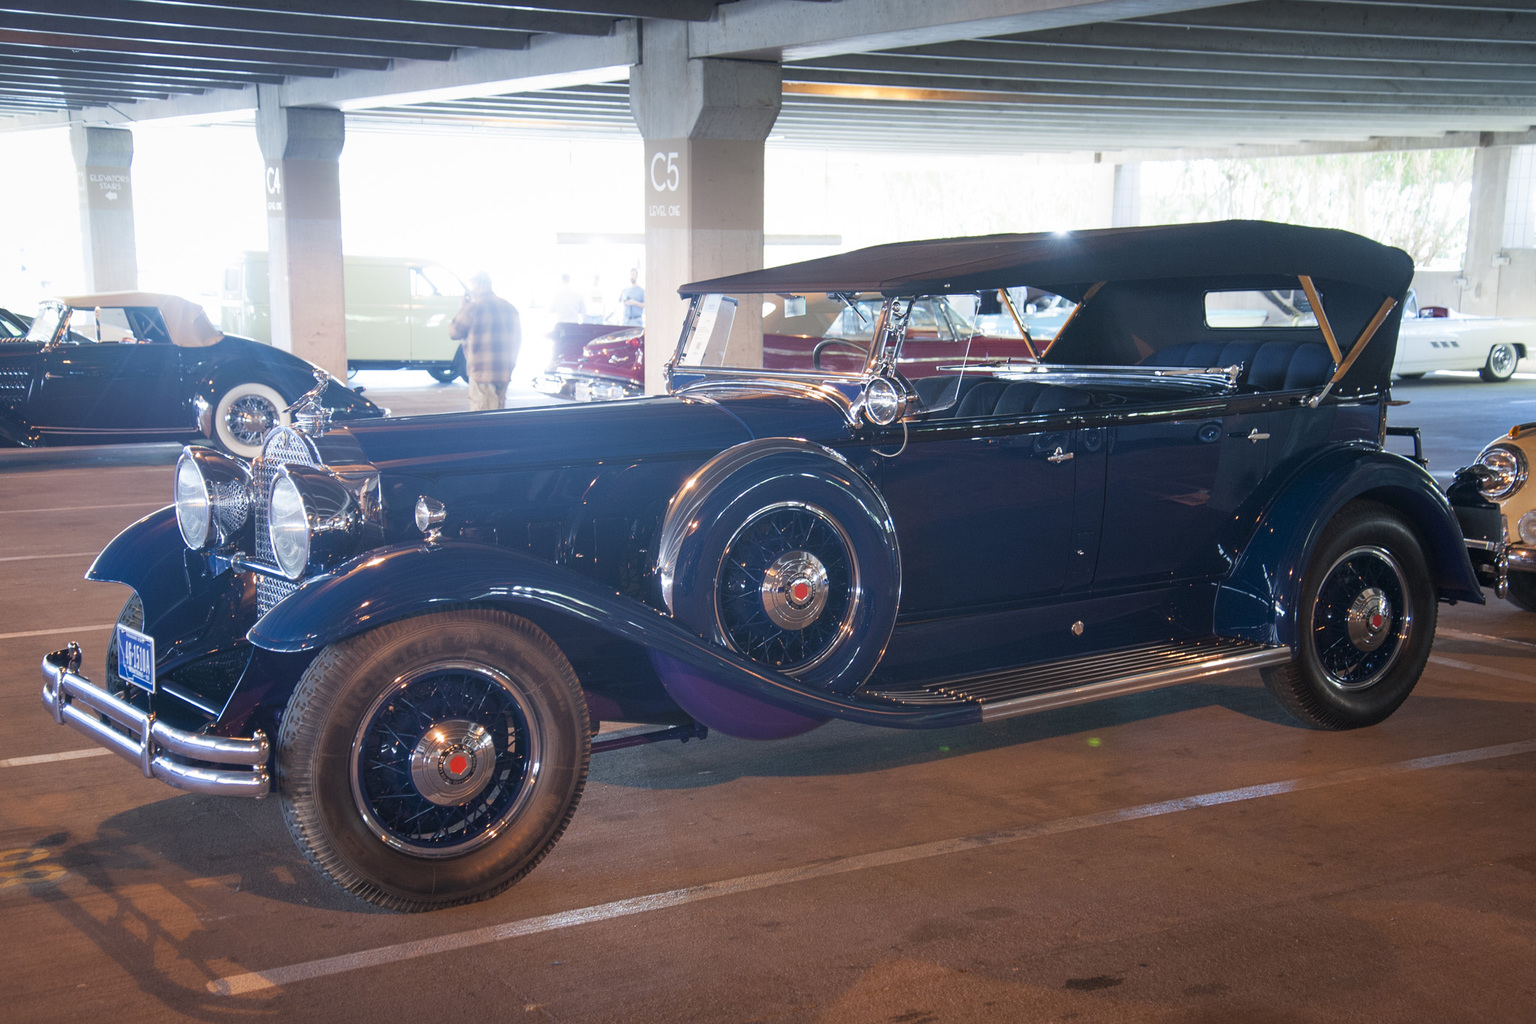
left=288, top=367, right=334, bottom=436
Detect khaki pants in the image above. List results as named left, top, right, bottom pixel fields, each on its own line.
left=468, top=381, right=508, bottom=410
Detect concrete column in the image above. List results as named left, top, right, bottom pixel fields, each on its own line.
left=1111, top=163, right=1141, bottom=228
left=256, top=88, right=347, bottom=376
left=69, top=125, right=138, bottom=292
left=1459, top=145, right=1512, bottom=317
left=630, top=20, right=781, bottom=393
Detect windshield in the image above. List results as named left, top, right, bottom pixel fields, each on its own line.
left=675, top=291, right=1042, bottom=379
left=24, top=304, right=63, bottom=344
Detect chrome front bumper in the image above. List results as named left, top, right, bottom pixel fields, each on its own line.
left=41, top=644, right=270, bottom=798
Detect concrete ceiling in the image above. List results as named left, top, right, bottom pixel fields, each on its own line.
left=4, top=0, right=1535, bottom=157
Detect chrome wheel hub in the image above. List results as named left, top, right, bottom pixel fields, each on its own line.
left=761, top=551, right=830, bottom=630
left=408, top=718, right=497, bottom=806
left=227, top=395, right=278, bottom=444
left=1345, top=588, right=1392, bottom=652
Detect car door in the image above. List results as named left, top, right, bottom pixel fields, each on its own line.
left=30, top=309, right=189, bottom=439
left=876, top=380, right=1082, bottom=616
left=1092, top=402, right=1270, bottom=589
left=409, top=264, right=465, bottom=363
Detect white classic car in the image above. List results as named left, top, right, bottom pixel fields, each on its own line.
left=1393, top=290, right=1532, bottom=382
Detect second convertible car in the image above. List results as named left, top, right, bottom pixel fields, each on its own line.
left=3, top=292, right=384, bottom=456
left=41, top=221, right=1479, bottom=911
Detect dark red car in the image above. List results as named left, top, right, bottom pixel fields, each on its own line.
left=534, top=293, right=1044, bottom=401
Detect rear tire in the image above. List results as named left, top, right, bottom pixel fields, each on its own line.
left=1480, top=343, right=1519, bottom=382
left=277, top=609, right=589, bottom=911
left=1260, top=501, right=1436, bottom=729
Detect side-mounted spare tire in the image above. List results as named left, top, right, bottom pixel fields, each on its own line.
left=212, top=380, right=290, bottom=458
left=653, top=440, right=901, bottom=738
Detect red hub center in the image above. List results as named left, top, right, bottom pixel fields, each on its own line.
left=447, top=754, right=469, bottom=776
left=791, top=580, right=811, bottom=603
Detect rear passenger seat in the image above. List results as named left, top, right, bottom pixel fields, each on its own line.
left=913, top=376, right=1093, bottom=419
left=1140, top=339, right=1334, bottom=391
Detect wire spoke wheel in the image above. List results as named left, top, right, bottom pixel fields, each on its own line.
left=716, top=502, right=859, bottom=675
left=351, top=661, right=540, bottom=857
left=1309, top=545, right=1409, bottom=692
left=1260, top=501, right=1435, bottom=730
left=225, top=393, right=279, bottom=446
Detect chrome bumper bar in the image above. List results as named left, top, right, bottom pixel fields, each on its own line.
left=41, top=644, right=270, bottom=798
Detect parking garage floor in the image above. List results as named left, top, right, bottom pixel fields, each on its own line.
left=2, top=372, right=1533, bottom=1023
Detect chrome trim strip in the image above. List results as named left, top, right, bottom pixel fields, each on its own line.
left=1464, top=538, right=1500, bottom=552
left=41, top=646, right=270, bottom=798
left=1509, top=547, right=1536, bottom=571
left=977, top=645, right=1293, bottom=722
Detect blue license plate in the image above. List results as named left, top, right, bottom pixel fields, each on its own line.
left=116, top=625, right=155, bottom=693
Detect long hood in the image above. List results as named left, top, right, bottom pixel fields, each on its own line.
left=334, top=395, right=762, bottom=473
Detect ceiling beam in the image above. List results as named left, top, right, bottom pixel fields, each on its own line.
left=0, top=28, right=395, bottom=71
left=0, top=12, right=464, bottom=62
left=10, top=1, right=609, bottom=43
left=689, top=0, right=1247, bottom=61
left=791, top=53, right=1536, bottom=99
left=1140, top=0, right=1536, bottom=44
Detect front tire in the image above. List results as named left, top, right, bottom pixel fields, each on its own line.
left=1507, top=572, right=1536, bottom=613
left=277, top=609, right=590, bottom=912
left=1260, top=501, right=1436, bottom=730
left=1480, top=342, right=1519, bottom=382
left=213, top=381, right=289, bottom=458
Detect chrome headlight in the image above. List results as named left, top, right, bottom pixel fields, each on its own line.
left=860, top=377, right=907, bottom=426
left=174, top=447, right=252, bottom=551
left=1519, top=511, right=1536, bottom=547
left=1477, top=443, right=1528, bottom=502
left=267, top=464, right=365, bottom=580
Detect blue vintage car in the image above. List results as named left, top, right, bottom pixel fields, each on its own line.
left=41, top=221, right=1480, bottom=911
left=2, top=292, right=384, bottom=456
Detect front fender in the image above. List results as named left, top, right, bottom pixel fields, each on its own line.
left=248, top=542, right=978, bottom=730
left=1216, top=445, right=1483, bottom=647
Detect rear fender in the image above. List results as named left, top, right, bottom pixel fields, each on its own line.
left=1216, top=445, right=1483, bottom=647
left=247, top=542, right=977, bottom=730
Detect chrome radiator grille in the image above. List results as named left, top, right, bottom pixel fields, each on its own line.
left=253, top=427, right=320, bottom=615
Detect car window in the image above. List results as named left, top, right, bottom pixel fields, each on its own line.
left=68, top=307, right=153, bottom=344
left=1204, top=289, right=1318, bottom=328
left=415, top=266, right=466, bottom=298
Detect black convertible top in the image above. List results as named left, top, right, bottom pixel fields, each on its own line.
left=680, top=220, right=1414, bottom=300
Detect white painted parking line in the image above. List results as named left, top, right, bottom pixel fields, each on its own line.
left=0, top=501, right=161, bottom=515
left=0, top=624, right=113, bottom=641
left=209, top=737, right=1536, bottom=997
left=1430, top=655, right=1536, bottom=683
left=0, top=551, right=100, bottom=563
left=0, top=748, right=110, bottom=768
left=1438, top=628, right=1536, bottom=651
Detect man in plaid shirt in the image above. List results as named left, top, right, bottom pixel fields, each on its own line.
left=451, top=271, right=521, bottom=410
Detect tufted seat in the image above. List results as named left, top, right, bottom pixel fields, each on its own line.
left=1141, top=339, right=1334, bottom=391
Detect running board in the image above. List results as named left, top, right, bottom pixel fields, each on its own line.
left=861, top=637, right=1292, bottom=722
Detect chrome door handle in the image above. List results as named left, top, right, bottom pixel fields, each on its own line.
left=1047, top=447, right=1074, bottom=463
left=1246, top=428, right=1270, bottom=443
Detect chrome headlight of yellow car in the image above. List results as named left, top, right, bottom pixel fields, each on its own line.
left=1476, top=442, right=1528, bottom=502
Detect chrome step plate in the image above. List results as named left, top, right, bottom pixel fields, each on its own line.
left=862, top=636, right=1292, bottom=722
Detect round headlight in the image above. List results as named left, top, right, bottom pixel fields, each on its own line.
left=268, top=472, right=311, bottom=580
left=862, top=377, right=905, bottom=426
left=1520, top=511, right=1536, bottom=547
left=1477, top=443, right=1528, bottom=502
left=174, top=452, right=211, bottom=550
left=174, top=447, right=252, bottom=551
